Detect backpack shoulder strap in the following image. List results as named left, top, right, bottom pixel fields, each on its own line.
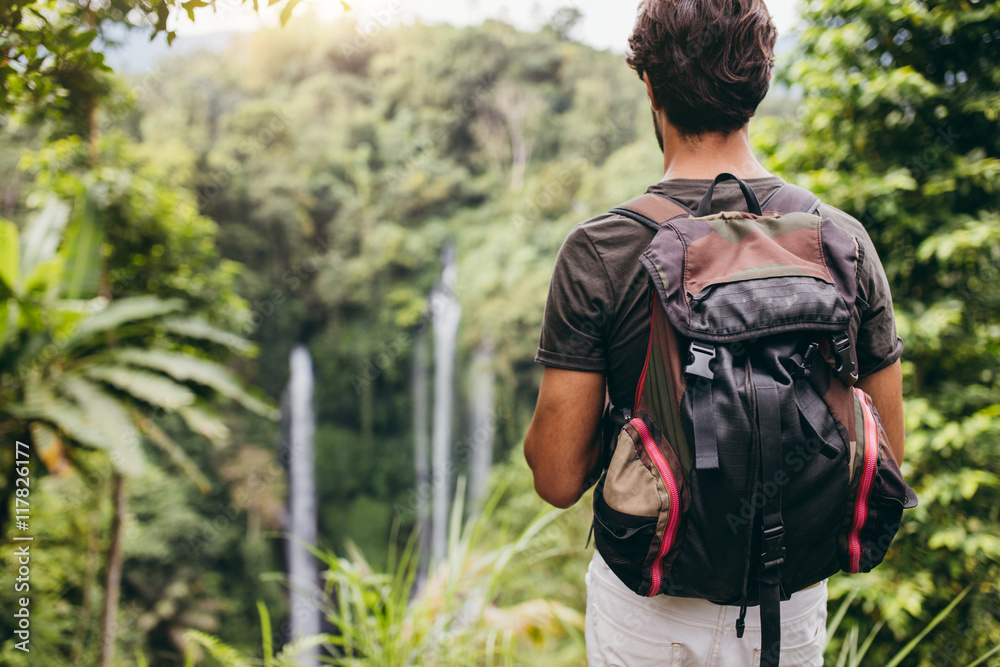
left=761, top=183, right=821, bottom=215
left=611, top=193, right=693, bottom=231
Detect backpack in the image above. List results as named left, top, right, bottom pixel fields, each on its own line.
left=591, top=173, right=917, bottom=667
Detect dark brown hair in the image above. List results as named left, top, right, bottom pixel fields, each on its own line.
left=627, top=0, right=777, bottom=137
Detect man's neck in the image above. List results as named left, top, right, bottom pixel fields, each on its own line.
left=659, top=124, right=772, bottom=181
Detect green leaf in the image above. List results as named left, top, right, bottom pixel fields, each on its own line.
left=86, top=364, right=196, bottom=411
left=59, top=375, right=145, bottom=477
left=61, top=189, right=105, bottom=300
left=161, top=316, right=253, bottom=354
left=69, top=29, right=97, bottom=50
left=0, top=299, right=9, bottom=351
left=110, top=348, right=279, bottom=418
left=176, top=404, right=231, bottom=448
left=67, top=295, right=186, bottom=347
left=0, top=218, right=19, bottom=293
left=20, top=195, right=71, bottom=281
left=884, top=585, right=972, bottom=667
left=964, top=643, right=1000, bottom=667
left=19, top=380, right=123, bottom=466
left=258, top=601, right=274, bottom=666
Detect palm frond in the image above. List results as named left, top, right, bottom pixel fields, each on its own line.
left=20, top=195, right=71, bottom=285
left=177, top=404, right=231, bottom=449
left=61, top=187, right=105, bottom=300
left=86, top=364, right=196, bottom=411
left=16, top=380, right=128, bottom=470
left=108, top=348, right=278, bottom=418
left=162, top=316, right=254, bottom=355
left=66, top=295, right=186, bottom=348
left=58, top=375, right=146, bottom=477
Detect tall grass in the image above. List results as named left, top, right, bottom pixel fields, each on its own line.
left=182, top=478, right=583, bottom=666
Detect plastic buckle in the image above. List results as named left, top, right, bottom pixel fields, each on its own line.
left=830, top=333, right=858, bottom=385
left=761, top=526, right=786, bottom=569
left=685, top=342, right=716, bottom=380
left=786, top=342, right=819, bottom=380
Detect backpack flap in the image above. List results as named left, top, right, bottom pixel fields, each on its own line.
left=639, top=210, right=860, bottom=343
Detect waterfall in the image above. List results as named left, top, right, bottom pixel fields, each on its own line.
left=286, top=344, right=320, bottom=663
left=468, top=340, right=496, bottom=514
left=430, top=244, right=460, bottom=564
left=412, top=326, right=432, bottom=585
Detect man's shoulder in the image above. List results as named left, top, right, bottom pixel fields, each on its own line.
left=560, top=208, right=657, bottom=262
left=817, top=202, right=869, bottom=238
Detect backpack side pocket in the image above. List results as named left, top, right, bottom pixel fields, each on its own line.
left=842, top=388, right=917, bottom=573
left=593, top=414, right=689, bottom=596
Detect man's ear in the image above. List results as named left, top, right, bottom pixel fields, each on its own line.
left=643, top=72, right=662, bottom=112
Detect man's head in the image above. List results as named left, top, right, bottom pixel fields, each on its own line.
left=627, top=0, right=777, bottom=142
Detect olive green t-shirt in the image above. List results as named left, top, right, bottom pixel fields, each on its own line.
left=535, top=176, right=904, bottom=411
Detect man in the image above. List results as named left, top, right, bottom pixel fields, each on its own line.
left=523, top=0, right=905, bottom=665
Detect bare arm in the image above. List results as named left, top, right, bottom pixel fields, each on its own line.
left=523, top=368, right=606, bottom=509
left=856, top=359, right=904, bottom=464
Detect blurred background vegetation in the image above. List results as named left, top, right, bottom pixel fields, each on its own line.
left=0, top=0, right=998, bottom=665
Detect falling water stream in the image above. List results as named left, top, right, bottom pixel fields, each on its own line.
left=286, top=344, right=319, bottom=664
left=430, top=244, right=461, bottom=564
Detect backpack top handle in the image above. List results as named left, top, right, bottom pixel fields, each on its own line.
left=695, top=172, right=763, bottom=217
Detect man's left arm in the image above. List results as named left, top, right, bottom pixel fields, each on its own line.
left=524, top=367, right=606, bottom=509
left=856, top=359, right=904, bottom=464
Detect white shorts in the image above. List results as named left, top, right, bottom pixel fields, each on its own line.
left=585, top=550, right=827, bottom=666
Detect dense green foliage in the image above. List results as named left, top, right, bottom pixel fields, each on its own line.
left=134, top=15, right=657, bottom=569
left=1, top=0, right=998, bottom=663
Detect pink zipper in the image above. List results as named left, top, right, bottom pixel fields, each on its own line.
left=848, top=388, right=879, bottom=573
left=630, top=418, right=681, bottom=596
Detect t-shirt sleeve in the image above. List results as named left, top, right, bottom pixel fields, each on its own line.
left=854, top=231, right=904, bottom=377
left=534, top=225, right=613, bottom=372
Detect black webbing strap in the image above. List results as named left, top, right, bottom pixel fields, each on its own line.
left=753, top=367, right=785, bottom=667
left=685, top=342, right=720, bottom=470
left=696, top=173, right=763, bottom=216
left=761, top=183, right=821, bottom=216
left=692, top=382, right=719, bottom=470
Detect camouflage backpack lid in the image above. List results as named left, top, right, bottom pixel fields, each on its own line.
left=591, top=173, right=917, bottom=667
